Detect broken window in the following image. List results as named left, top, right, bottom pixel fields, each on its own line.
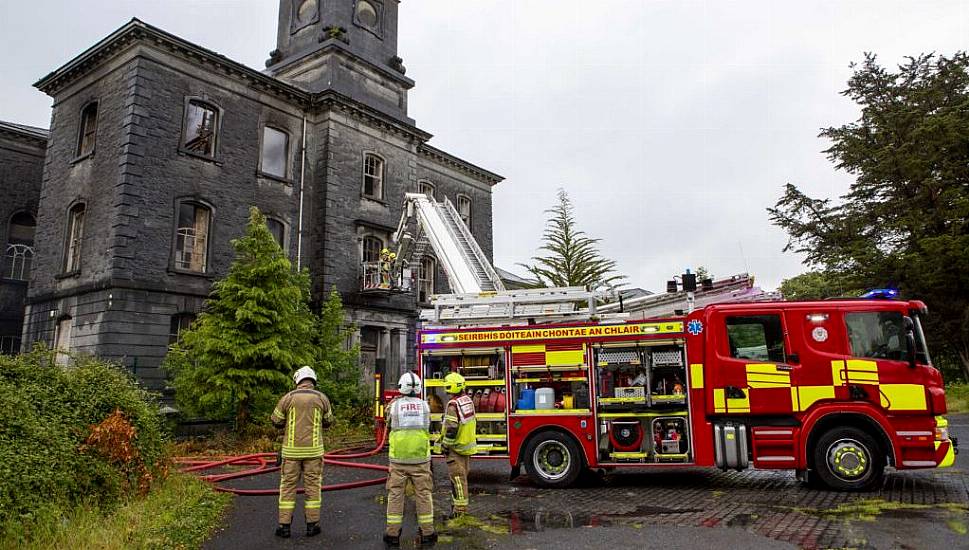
left=76, top=102, right=98, bottom=158
left=183, top=100, right=219, bottom=157
left=261, top=126, right=289, bottom=178
left=174, top=202, right=211, bottom=272
left=363, top=153, right=384, bottom=199
left=169, top=313, right=196, bottom=345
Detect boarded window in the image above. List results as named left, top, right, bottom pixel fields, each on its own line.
left=174, top=203, right=211, bottom=272
left=261, top=127, right=289, bottom=178
left=183, top=100, right=218, bottom=157
left=76, top=102, right=98, bottom=157
left=64, top=205, right=85, bottom=273
left=363, top=154, right=384, bottom=199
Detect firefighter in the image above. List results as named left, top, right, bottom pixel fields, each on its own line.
left=440, top=372, right=477, bottom=517
left=270, top=366, right=334, bottom=538
left=384, top=372, right=437, bottom=547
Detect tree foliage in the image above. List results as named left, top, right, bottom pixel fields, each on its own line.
left=518, top=189, right=626, bottom=291
left=312, top=288, right=365, bottom=417
left=166, top=207, right=317, bottom=428
left=779, top=271, right=862, bottom=301
left=769, top=52, right=969, bottom=380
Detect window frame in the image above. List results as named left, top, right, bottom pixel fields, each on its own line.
left=169, top=312, right=197, bottom=346
left=361, top=235, right=384, bottom=264
left=3, top=211, right=36, bottom=282
left=170, top=199, right=215, bottom=276
left=362, top=152, right=385, bottom=201
left=258, top=125, right=291, bottom=181
left=62, top=203, right=86, bottom=275
left=417, top=255, right=436, bottom=304
left=179, top=97, right=223, bottom=162
left=265, top=216, right=289, bottom=252
left=456, top=194, right=472, bottom=227
left=74, top=100, right=99, bottom=161
left=418, top=180, right=435, bottom=199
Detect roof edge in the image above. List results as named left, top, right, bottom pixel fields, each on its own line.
left=419, top=143, right=504, bottom=186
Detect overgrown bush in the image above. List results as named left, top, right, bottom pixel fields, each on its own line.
left=0, top=349, right=166, bottom=543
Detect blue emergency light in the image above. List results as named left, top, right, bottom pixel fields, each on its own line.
left=861, top=288, right=899, bottom=299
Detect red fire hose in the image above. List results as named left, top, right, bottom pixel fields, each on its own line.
left=176, top=421, right=390, bottom=495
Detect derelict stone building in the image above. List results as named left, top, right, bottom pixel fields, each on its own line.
left=11, top=0, right=502, bottom=392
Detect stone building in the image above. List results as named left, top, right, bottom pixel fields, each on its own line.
left=0, top=121, right=47, bottom=354
left=12, top=0, right=502, bottom=392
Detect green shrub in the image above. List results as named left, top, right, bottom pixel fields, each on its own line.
left=0, top=349, right=166, bottom=543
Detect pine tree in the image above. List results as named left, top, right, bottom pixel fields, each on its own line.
left=519, top=189, right=626, bottom=291
left=166, top=207, right=317, bottom=429
left=312, top=288, right=365, bottom=418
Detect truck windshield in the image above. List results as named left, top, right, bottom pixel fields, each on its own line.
left=913, top=313, right=933, bottom=366
left=844, top=310, right=931, bottom=365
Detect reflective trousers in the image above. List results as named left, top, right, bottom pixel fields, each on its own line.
left=446, top=451, right=471, bottom=513
left=385, top=461, right=435, bottom=536
left=278, top=457, right=322, bottom=524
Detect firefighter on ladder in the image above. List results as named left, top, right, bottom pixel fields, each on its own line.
left=270, top=366, right=334, bottom=538
left=384, top=372, right=437, bottom=547
left=440, top=372, right=477, bottom=517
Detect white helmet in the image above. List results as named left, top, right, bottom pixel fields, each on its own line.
left=397, top=372, right=422, bottom=396
left=293, top=365, right=317, bottom=386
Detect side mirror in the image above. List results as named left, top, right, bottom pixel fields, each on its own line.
left=903, top=316, right=917, bottom=368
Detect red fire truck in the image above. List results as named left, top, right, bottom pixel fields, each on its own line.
left=417, top=295, right=956, bottom=491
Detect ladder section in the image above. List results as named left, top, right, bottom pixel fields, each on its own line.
left=422, top=286, right=600, bottom=325
left=403, top=193, right=505, bottom=294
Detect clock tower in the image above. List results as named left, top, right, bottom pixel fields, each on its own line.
left=267, top=0, right=413, bottom=123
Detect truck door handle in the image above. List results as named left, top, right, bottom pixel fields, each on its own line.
left=725, top=386, right=746, bottom=399
left=776, top=364, right=794, bottom=372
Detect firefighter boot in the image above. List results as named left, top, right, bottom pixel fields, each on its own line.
left=306, top=521, right=321, bottom=537
left=419, top=532, right=438, bottom=547
left=274, top=523, right=291, bottom=538
left=383, top=533, right=401, bottom=547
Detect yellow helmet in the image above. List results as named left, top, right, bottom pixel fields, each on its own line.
left=443, top=372, right=466, bottom=394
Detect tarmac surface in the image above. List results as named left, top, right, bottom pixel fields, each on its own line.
left=205, top=415, right=969, bottom=549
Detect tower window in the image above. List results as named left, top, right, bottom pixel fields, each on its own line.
left=457, top=195, right=472, bottom=228
left=174, top=202, right=212, bottom=273
left=362, top=153, right=384, bottom=199
left=355, top=1, right=380, bottom=29
left=4, top=212, right=35, bottom=281
left=76, top=102, right=98, bottom=158
left=63, top=204, right=85, bottom=273
left=260, top=126, right=289, bottom=179
left=182, top=100, right=219, bottom=158
left=418, top=180, right=435, bottom=199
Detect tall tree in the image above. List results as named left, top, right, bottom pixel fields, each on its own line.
left=779, top=271, right=862, bottom=301
left=518, top=189, right=626, bottom=291
left=769, top=52, right=969, bottom=380
left=166, top=207, right=317, bottom=429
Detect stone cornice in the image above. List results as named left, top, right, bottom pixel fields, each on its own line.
left=315, top=90, right=432, bottom=143
left=418, top=143, right=504, bottom=186
left=0, top=121, right=49, bottom=149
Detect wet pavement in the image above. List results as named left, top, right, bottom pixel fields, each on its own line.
left=205, top=415, right=969, bottom=549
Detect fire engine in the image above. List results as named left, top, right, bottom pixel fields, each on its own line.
left=384, top=194, right=957, bottom=491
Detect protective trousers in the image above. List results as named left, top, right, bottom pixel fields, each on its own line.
left=385, top=461, right=435, bottom=536
left=278, top=457, right=323, bottom=524
left=446, top=451, right=470, bottom=513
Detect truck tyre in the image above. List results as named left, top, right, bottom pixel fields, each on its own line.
left=523, top=431, right=583, bottom=488
left=812, top=426, right=885, bottom=491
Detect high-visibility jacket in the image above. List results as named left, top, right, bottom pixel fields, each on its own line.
left=387, top=396, right=431, bottom=464
left=271, top=382, right=334, bottom=459
left=442, top=394, right=477, bottom=456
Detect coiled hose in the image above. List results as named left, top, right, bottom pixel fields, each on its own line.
left=176, top=421, right=389, bottom=495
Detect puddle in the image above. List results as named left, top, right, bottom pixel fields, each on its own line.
left=486, top=504, right=704, bottom=535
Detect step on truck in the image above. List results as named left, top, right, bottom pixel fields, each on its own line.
left=417, top=296, right=956, bottom=490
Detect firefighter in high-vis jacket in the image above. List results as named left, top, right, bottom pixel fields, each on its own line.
left=440, top=372, right=477, bottom=516
left=384, top=372, right=437, bottom=547
left=270, top=366, right=334, bottom=539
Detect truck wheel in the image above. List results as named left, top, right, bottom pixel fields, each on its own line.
left=523, top=431, right=583, bottom=488
left=812, top=426, right=885, bottom=491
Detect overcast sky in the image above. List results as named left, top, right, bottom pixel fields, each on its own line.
left=3, top=1, right=967, bottom=291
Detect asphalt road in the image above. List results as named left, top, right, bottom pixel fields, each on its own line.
left=205, top=415, right=969, bottom=550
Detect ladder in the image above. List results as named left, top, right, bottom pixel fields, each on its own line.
left=421, top=286, right=604, bottom=325
left=394, top=193, right=505, bottom=294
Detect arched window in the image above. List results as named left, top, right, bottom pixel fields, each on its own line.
left=266, top=217, right=287, bottom=248
left=418, top=180, right=435, bottom=199
left=4, top=212, right=35, bottom=281
left=63, top=204, right=85, bottom=273
left=362, top=235, right=383, bottom=263
left=362, top=153, right=384, bottom=199
left=456, top=194, right=472, bottom=227
left=260, top=126, right=289, bottom=178
left=174, top=201, right=212, bottom=273
left=182, top=99, right=220, bottom=158
left=76, top=101, right=98, bottom=158
left=418, top=255, right=436, bottom=303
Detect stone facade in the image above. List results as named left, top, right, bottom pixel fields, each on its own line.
left=0, top=122, right=47, bottom=353
left=12, top=1, right=502, bottom=392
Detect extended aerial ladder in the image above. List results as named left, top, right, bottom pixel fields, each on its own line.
left=390, top=193, right=604, bottom=326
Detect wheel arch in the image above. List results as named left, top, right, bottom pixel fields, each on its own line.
left=514, top=426, right=590, bottom=469
left=803, top=410, right=895, bottom=469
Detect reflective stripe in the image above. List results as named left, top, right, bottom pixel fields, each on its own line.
left=387, top=514, right=403, bottom=525
left=418, top=514, right=434, bottom=524
left=271, top=408, right=283, bottom=421
left=287, top=408, right=296, bottom=448
left=279, top=501, right=296, bottom=510
left=313, top=409, right=320, bottom=447
left=306, top=500, right=321, bottom=509
left=281, top=444, right=325, bottom=458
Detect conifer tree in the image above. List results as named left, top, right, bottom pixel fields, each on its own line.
left=166, top=207, right=317, bottom=429
left=312, top=288, right=365, bottom=416
left=519, top=189, right=625, bottom=291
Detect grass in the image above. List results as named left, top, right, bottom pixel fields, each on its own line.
left=11, top=473, right=232, bottom=550
left=945, top=382, right=969, bottom=413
